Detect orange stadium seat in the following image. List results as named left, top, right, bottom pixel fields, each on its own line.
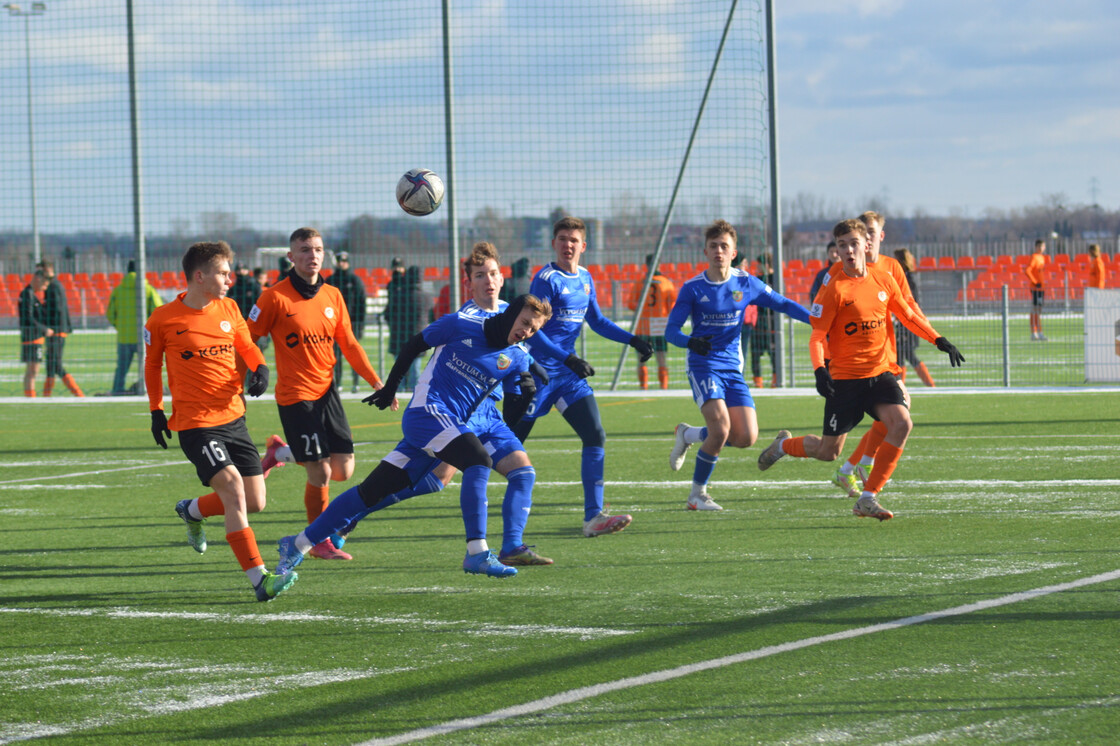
left=919, top=256, right=937, bottom=270
left=937, top=256, right=955, bottom=269
left=957, top=255, right=975, bottom=269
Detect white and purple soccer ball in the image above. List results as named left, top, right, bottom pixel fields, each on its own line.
left=396, top=168, right=445, bottom=216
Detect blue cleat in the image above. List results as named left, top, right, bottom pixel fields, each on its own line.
left=254, top=569, right=298, bottom=602
left=463, top=549, right=517, bottom=578
left=175, top=499, right=206, bottom=554
left=276, top=535, right=306, bottom=575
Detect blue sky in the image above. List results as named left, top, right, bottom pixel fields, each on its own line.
left=0, top=0, right=1116, bottom=237
left=776, top=0, right=1120, bottom=215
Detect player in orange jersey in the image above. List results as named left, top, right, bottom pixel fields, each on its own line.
left=756, top=219, right=964, bottom=520
left=1087, top=244, right=1107, bottom=290
left=248, top=227, right=397, bottom=561
left=626, top=254, right=677, bottom=389
left=145, top=241, right=296, bottom=602
left=826, top=210, right=932, bottom=498
left=1025, top=239, right=1048, bottom=341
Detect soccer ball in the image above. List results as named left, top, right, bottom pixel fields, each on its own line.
left=396, top=168, right=445, bottom=216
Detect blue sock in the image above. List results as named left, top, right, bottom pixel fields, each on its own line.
left=339, top=470, right=446, bottom=535
left=581, top=446, right=606, bottom=522
left=501, top=465, right=536, bottom=554
left=305, top=486, right=367, bottom=546
left=460, top=464, right=491, bottom=540
left=692, top=449, right=718, bottom=487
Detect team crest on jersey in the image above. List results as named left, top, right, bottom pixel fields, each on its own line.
left=810, top=302, right=823, bottom=318
left=219, top=320, right=232, bottom=333
left=877, top=291, right=888, bottom=303
left=324, top=307, right=335, bottom=319
left=583, top=283, right=591, bottom=294
left=496, top=354, right=511, bottom=370
left=248, top=305, right=261, bottom=321
left=732, top=290, right=743, bottom=303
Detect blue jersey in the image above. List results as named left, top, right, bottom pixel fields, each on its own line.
left=529, top=262, right=632, bottom=374
left=665, top=269, right=810, bottom=372
left=410, top=311, right=532, bottom=422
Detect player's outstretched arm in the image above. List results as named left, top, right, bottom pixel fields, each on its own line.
left=363, top=332, right=431, bottom=409
left=934, top=337, right=965, bottom=367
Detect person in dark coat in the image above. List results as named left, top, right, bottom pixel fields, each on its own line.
left=36, top=259, right=83, bottom=397
left=326, top=251, right=368, bottom=392
left=383, top=262, right=426, bottom=390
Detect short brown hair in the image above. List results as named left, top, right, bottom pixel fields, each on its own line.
left=465, top=241, right=500, bottom=279
left=704, top=219, right=737, bottom=244
left=1034, top=239, right=1046, bottom=249
left=833, top=219, right=867, bottom=239
left=1089, top=243, right=1101, bottom=257
left=182, top=241, right=234, bottom=280
left=289, top=226, right=322, bottom=245
left=859, top=211, right=885, bottom=231
left=521, top=293, right=552, bottom=320
left=553, top=216, right=586, bottom=238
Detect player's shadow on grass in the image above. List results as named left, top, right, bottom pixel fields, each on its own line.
left=185, top=590, right=1120, bottom=742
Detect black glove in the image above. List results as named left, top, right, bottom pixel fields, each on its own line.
left=516, top=371, right=536, bottom=399
left=528, top=360, right=550, bottom=387
left=686, top=335, right=713, bottom=356
left=245, top=364, right=269, bottom=397
left=362, top=387, right=397, bottom=410
left=629, top=335, right=654, bottom=363
left=150, top=410, right=172, bottom=449
left=563, top=354, right=595, bottom=379
left=814, top=366, right=836, bottom=398
left=934, top=337, right=965, bottom=367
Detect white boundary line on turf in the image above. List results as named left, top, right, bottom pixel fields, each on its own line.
left=355, top=568, right=1120, bottom=746
left=0, top=462, right=174, bottom=485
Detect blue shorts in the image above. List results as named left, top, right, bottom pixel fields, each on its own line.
left=469, top=406, right=526, bottom=465
left=383, top=404, right=525, bottom=480
left=523, top=366, right=594, bottom=421
left=687, top=367, right=755, bottom=410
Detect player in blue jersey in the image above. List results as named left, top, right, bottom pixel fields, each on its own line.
left=325, top=242, right=577, bottom=566
left=274, top=292, right=553, bottom=579
left=666, top=219, right=811, bottom=510
left=511, top=216, right=654, bottom=538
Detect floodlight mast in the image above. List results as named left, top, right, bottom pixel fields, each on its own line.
left=4, top=2, right=46, bottom=264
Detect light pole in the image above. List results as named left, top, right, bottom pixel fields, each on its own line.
left=4, top=2, right=46, bottom=264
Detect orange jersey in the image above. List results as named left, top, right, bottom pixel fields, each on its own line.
left=1088, top=255, right=1106, bottom=289
left=248, top=277, right=381, bottom=405
left=810, top=268, right=939, bottom=380
left=1025, top=252, right=1046, bottom=287
left=144, top=294, right=266, bottom=430
left=626, top=273, right=677, bottom=335
left=828, top=254, right=924, bottom=372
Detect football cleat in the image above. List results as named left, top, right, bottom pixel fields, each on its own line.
left=276, top=535, right=306, bottom=575
left=463, top=549, right=518, bottom=577
left=582, top=511, right=632, bottom=537
left=498, top=545, right=554, bottom=566
left=856, top=463, right=873, bottom=486
left=831, top=468, right=861, bottom=498
left=686, top=493, right=723, bottom=511
left=260, top=435, right=287, bottom=478
left=309, top=538, right=352, bottom=561
left=757, top=430, right=791, bottom=471
left=174, top=499, right=207, bottom=554
left=852, top=495, right=893, bottom=521
left=254, top=569, right=298, bottom=602
left=669, top=422, right=693, bottom=472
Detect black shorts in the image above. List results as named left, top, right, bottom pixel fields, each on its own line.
left=1031, top=288, right=1045, bottom=307
left=822, top=372, right=908, bottom=437
left=177, top=416, right=264, bottom=486
left=21, top=343, right=42, bottom=364
left=637, top=334, right=668, bottom=354
left=277, top=385, right=353, bottom=462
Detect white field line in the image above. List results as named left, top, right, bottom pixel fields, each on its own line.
left=355, top=568, right=1120, bottom=746
left=531, top=479, right=1120, bottom=489
left=0, top=462, right=177, bottom=485
left=0, top=606, right=633, bottom=640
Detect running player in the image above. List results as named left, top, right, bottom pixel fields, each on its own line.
left=145, top=241, right=296, bottom=601
left=248, top=227, right=396, bottom=562
left=275, top=294, right=553, bottom=579
left=512, top=216, right=653, bottom=537
left=665, top=219, right=811, bottom=510
left=330, top=242, right=574, bottom=566
left=626, top=254, right=677, bottom=389
left=756, top=219, right=964, bottom=520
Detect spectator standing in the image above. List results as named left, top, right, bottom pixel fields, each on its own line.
left=809, top=240, right=840, bottom=303
left=384, top=263, right=427, bottom=391
left=228, top=263, right=262, bottom=320
left=106, top=260, right=163, bottom=395
left=326, top=251, right=368, bottom=393
left=1087, top=244, right=1107, bottom=290
left=500, top=257, right=533, bottom=303
left=625, top=254, right=677, bottom=389
left=18, top=270, right=50, bottom=398
left=751, top=252, right=779, bottom=388
left=36, top=259, right=83, bottom=397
